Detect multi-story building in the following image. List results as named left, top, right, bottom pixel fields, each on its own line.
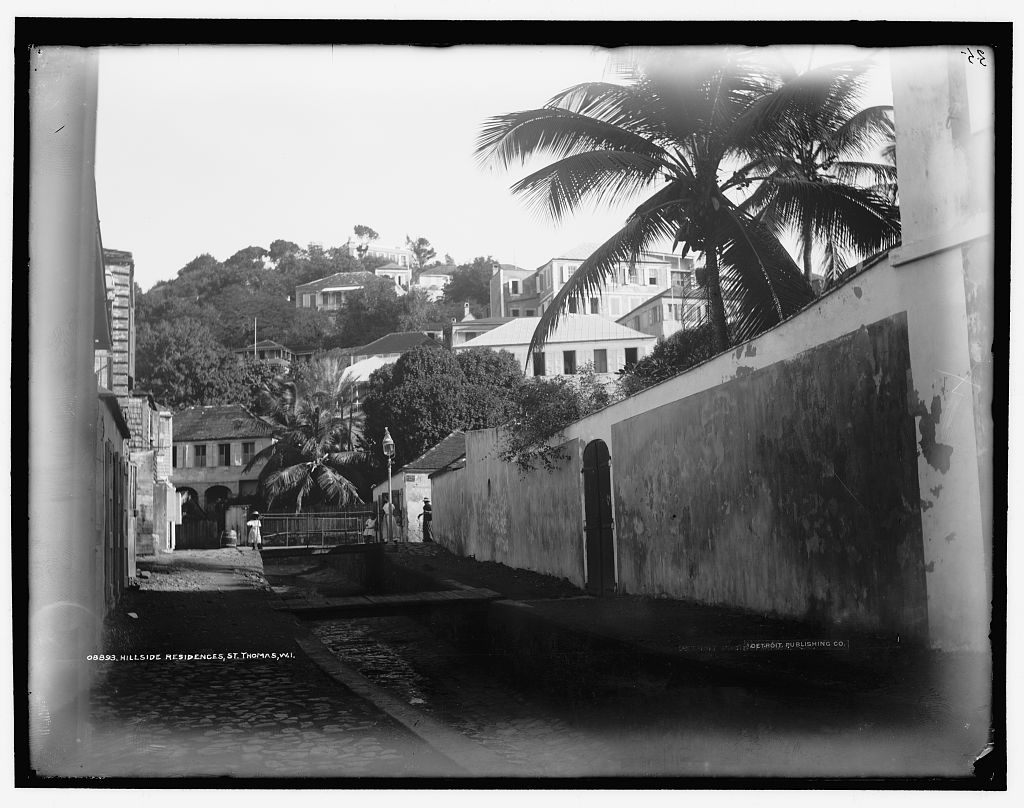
left=454, top=314, right=656, bottom=379
left=295, top=271, right=378, bottom=311
left=489, top=245, right=696, bottom=321
left=342, top=238, right=416, bottom=268
left=488, top=263, right=536, bottom=317
left=374, top=262, right=412, bottom=294
left=171, top=404, right=276, bottom=514
left=102, top=248, right=177, bottom=557
left=414, top=266, right=454, bottom=301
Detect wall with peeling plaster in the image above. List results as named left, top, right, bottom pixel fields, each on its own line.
left=439, top=47, right=992, bottom=654
left=611, top=313, right=929, bottom=638
left=430, top=466, right=470, bottom=554
left=435, top=430, right=586, bottom=587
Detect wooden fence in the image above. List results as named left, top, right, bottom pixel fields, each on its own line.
left=175, top=520, right=220, bottom=550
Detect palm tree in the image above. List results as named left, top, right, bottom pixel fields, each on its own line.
left=477, top=48, right=892, bottom=354
left=733, top=60, right=900, bottom=285
left=244, top=387, right=364, bottom=512
left=290, top=353, right=365, bottom=449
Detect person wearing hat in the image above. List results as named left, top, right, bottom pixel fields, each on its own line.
left=418, top=497, right=433, bottom=543
left=246, top=511, right=263, bottom=550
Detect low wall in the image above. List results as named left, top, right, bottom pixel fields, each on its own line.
left=434, top=431, right=586, bottom=588
left=430, top=467, right=470, bottom=554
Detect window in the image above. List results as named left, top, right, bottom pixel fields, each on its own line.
left=533, top=352, right=546, bottom=377
left=172, top=446, right=178, bottom=468
left=670, top=270, right=687, bottom=287
left=624, top=347, right=639, bottom=368
left=628, top=268, right=639, bottom=285
left=568, top=298, right=578, bottom=314
left=593, top=349, right=608, bottom=373
left=511, top=308, right=520, bottom=317
left=303, top=293, right=314, bottom=307
left=510, top=280, right=520, bottom=294
left=194, top=444, right=207, bottom=468
left=218, top=443, right=231, bottom=467
left=561, top=264, right=569, bottom=283
left=649, top=273, right=659, bottom=285
left=590, top=297, right=600, bottom=314
left=563, top=350, right=577, bottom=375
left=632, top=316, right=641, bottom=330
left=525, top=309, right=535, bottom=316
left=242, top=442, right=255, bottom=465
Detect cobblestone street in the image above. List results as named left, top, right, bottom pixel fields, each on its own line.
left=36, top=548, right=459, bottom=778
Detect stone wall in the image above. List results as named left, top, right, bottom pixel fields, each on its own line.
left=611, top=313, right=928, bottom=639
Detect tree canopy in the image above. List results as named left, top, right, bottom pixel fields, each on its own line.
left=477, top=48, right=899, bottom=356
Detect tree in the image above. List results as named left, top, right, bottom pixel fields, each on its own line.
left=245, top=389, right=365, bottom=511
left=456, top=348, right=524, bottom=430
left=360, top=346, right=466, bottom=468
left=615, top=324, right=717, bottom=397
left=476, top=47, right=857, bottom=355
left=352, top=224, right=379, bottom=258
left=135, top=318, right=227, bottom=409
left=405, top=235, right=437, bottom=270
left=442, top=256, right=495, bottom=309
left=268, top=239, right=301, bottom=262
left=499, top=368, right=616, bottom=473
left=334, top=277, right=406, bottom=347
left=734, top=61, right=900, bottom=283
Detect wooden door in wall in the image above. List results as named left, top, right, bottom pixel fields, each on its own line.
left=583, top=440, right=615, bottom=596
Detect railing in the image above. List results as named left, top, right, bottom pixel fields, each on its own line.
left=259, top=510, right=377, bottom=548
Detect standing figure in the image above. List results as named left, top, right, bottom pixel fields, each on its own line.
left=362, top=513, right=378, bottom=543
left=381, top=496, right=395, bottom=542
left=246, top=511, right=262, bottom=550
left=419, top=497, right=433, bottom=543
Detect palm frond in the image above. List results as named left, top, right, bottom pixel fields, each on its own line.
left=475, top=108, right=664, bottom=171
left=826, top=160, right=898, bottom=187
left=714, top=203, right=815, bottom=341
left=527, top=182, right=685, bottom=357
left=757, top=177, right=901, bottom=257
left=510, top=150, right=668, bottom=222
left=823, top=105, right=894, bottom=159
left=733, top=59, right=870, bottom=158
left=545, top=81, right=670, bottom=141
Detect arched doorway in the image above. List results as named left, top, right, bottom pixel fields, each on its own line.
left=205, top=485, right=232, bottom=533
left=582, top=439, right=615, bottom=596
left=177, top=487, right=202, bottom=522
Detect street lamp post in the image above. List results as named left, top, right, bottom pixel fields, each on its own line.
left=382, top=427, right=395, bottom=543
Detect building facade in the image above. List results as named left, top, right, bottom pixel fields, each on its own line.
left=295, top=271, right=378, bottom=311
left=232, top=339, right=295, bottom=371
left=455, top=314, right=656, bottom=379
left=170, top=405, right=276, bottom=514
left=343, top=239, right=416, bottom=268
left=489, top=247, right=696, bottom=320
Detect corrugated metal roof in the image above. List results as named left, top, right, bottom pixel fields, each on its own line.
left=173, top=404, right=274, bottom=441
left=458, top=314, right=654, bottom=347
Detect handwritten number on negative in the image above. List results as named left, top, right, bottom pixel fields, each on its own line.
left=962, top=48, right=987, bottom=67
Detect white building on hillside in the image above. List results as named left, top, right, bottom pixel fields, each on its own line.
left=454, top=314, right=655, bottom=379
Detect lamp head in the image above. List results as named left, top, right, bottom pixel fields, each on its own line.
left=382, top=427, right=395, bottom=459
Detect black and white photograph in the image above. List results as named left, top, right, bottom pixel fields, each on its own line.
left=15, top=10, right=1007, bottom=790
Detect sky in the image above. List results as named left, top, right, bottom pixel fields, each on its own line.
left=95, top=44, right=893, bottom=291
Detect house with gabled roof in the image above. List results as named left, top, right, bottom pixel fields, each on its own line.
left=295, top=271, right=378, bottom=311
left=454, top=314, right=655, bottom=379
left=170, top=404, right=276, bottom=530
left=371, top=431, right=467, bottom=542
